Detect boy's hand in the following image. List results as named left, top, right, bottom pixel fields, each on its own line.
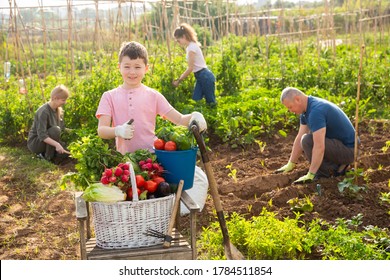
left=115, top=120, right=134, bottom=140
left=189, top=112, right=207, bottom=132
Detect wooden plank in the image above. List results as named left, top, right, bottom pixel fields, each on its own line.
left=190, top=210, right=197, bottom=259
left=74, top=192, right=87, bottom=219
left=78, top=219, right=87, bottom=260
left=181, top=191, right=200, bottom=211
left=85, top=229, right=193, bottom=260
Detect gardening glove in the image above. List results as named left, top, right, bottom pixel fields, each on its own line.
left=189, top=112, right=207, bottom=132
left=274, top=161, right=296, bottom=174
left=293, top=172, right=316, bottom=184
left=115, top=119, right=134, bottom=140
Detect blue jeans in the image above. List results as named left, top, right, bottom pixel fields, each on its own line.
left=193, top=68, right=216, bottom=104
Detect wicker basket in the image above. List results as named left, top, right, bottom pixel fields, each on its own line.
left=90, top=162, right=175, bottom=249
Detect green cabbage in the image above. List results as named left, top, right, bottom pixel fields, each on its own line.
left=82, top=183, right=126, bottom=202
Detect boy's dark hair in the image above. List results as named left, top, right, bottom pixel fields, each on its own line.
left=119, top=41, right=148, bottom=65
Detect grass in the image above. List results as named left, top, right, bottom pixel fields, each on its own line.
left=0, top=145, right=67, bottom=204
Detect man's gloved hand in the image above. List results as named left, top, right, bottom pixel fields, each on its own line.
left=293, top=172, right=316, bottom=184
left=189, top=112, right=207, bottom=132
left=274, top=161, right=296, bottom=174
left=115, top=120, right=134, bottom=140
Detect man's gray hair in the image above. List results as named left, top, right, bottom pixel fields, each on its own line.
left=280, top=87, right=304, bottom=102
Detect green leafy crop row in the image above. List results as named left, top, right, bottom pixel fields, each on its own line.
left=0, top=34, right=389, bottom=147
left=198, top=209, right=390, bottom=260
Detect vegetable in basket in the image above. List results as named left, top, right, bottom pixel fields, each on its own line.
left=83, top=183, right=126, bottom=202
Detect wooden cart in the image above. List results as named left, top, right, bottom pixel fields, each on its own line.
left=74, top=191, right=200, bottom=260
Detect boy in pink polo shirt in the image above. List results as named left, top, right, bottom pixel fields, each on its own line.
left=96, top=41, right=207, bottom=154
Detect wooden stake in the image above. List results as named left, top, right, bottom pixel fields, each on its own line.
left=162, top=0, right=171, bottom=61
left=354, top=44, right=365, bottom=174
left=39, top=0, right=47, bottom=80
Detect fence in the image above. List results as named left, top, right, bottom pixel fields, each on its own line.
left=1, top=0, right=389, bottom=88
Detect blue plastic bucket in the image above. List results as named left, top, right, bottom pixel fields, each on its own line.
left=154, top=147, right=198, bottom=190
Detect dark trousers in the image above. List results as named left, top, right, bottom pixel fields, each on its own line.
left=27, top=126, right=64, bottom=161
left=301, top=133, right=354, bottom=177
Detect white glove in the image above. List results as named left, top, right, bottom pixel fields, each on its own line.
left=115, top=120, right=134, bottom=140
left=189, top=112, right=207, bottom=132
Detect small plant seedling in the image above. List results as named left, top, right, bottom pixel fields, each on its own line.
left=380, top=192, right=390, bottom=204
left=226, top=164, right=238, bottom=183
left=255, top=140, right=266, bottom=153
left=287, top=196, right=314, bottom=213
left=337, top=168, right=367, bottom=198
left=381, top=141, right=390, bottom=153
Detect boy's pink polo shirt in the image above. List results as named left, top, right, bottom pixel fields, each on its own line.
left=96, top=84, right=173, bottom=154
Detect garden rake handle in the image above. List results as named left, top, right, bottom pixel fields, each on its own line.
left=163, top=180, right=184, bottom=248
left=191, top=125, right=234, bottom=259
left=191, top=126, right=223, bottom=213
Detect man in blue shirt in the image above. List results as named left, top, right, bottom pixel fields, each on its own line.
left=275, top=87, right=356, bottom=184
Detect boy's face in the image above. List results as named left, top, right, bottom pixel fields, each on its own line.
left=119, top=56, right=148, bottom=88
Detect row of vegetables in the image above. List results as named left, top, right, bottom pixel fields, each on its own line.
left=82, top=124, right=196, bottom=202
left=82, top=158, right=174, bottom=202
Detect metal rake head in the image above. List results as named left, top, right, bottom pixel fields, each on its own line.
left=144, top=228, right=165, bottom=239
left=144, top=228, right=179, bottom=242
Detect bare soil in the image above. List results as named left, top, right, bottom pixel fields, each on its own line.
left=0, top=120, right=389, bottom=259
left=202, top=119, right=390, bottom=231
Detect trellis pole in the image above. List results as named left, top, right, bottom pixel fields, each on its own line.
left=115, top=0, right=123, bottom=47
left=278, top=2, right=285, bottom=87
left=142, top=0, right=150, bottom=43
left=38, top=0, right=47, bottom=80
left=128, top=1, right=133, bottom=41
left=353, top=1, right=366, bottom=181
left=162, top=0, right=171, bottom=61
left=172, top=0, right=179, bottom=30
left=316, top=16, right=321, bottom=83
left=66, top=0, right=73, bottom=83
left=93, top=0, right=100, bottom=51
left=14, top=1, right=47, bottom=99
left=158, top=0, right=163, bottom=43
left=354, top=44, right=365, bottom=180
left=11, top=0, right=19, bottom=75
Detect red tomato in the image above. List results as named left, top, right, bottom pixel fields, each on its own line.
left=127, top=187, right=141, bottom=200
left=144, top=180, right=158, bottom=193
left=164, top=141, right=177, bottom=151
left=152, top=176, right=165, bottom=186
left=154, top=139, right=165, bottom=150
left=135, top=175, right=146, bottom=188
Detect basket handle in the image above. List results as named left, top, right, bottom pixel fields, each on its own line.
left=127, top=162, right=139, bottom=202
